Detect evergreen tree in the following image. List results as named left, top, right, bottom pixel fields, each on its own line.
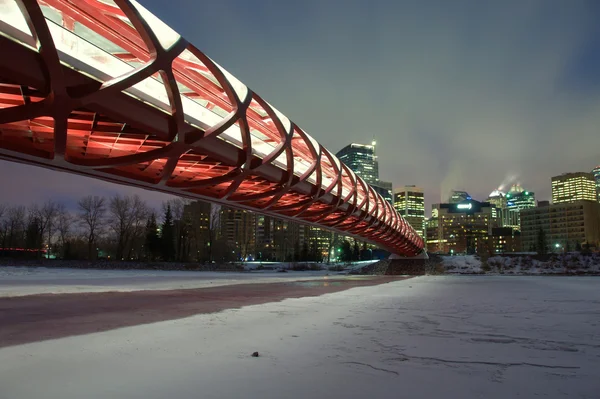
left=565, top=241, right=571, bottom=253
left=341, top=240, right=352, bottom=262
left=352, top=240, right=360, bottom=261
left=25, top=217, right=41, bottom=251
left=301, top=241, right=309, bottom=262
left=145, top=213, right=161, bottom=261
left=575, top=241, right=582, bottom=252
left=536, top=228, right=547, bottom=255
left=161, top=204, right=175, bottom=261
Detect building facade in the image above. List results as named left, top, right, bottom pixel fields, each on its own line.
left=520, top=200, right=600, bottom=251
left=394, top=186, right=425, bottom=237
left=335, top=142, right=379, bottom=186
left=592, top=166, right=600, bottom=203
left=506, top=184, right=536, bottom=211
left=449, top=190, right=471, bottom=204
left=220, top=207, right=256, bottom=261
left=373, top=180, right=393, bottom=205
left=490, top=227, right=521, bottom=254
left=551, top=172, right=596, bottom=204
left=426, top=200, right=500, bottom=254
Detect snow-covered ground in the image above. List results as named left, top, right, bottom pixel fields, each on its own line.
left=0, top=266, right=335, bottom=297
left=1, top=276, right=599, bottom=398
left=442, top=254, right=484, bottom=273
left=442, top=253, right=600, bottom=274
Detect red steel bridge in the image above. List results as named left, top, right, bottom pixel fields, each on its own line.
left=0, top=0, right=424, bottom=256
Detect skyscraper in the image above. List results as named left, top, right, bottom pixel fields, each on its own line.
left=394, top=186, right=425, bottom=237
left=503, top=184, right=535, bottom=232
left=335, top=141, right=393, bottom=204
left=551, top=172, right=596, bottom=204
left=592, top=166, right=600, bottom=203
left=487, top=189, right=519, bottom=231
left=374, top=180, right=393, bottom=205
left=506, top=184, right=536, bottom=211
left=449, top=190, right=471, bottom=204
left=335, top=142, right=379, bottom=185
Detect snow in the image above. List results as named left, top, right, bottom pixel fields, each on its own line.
left=441, top=253, right=600, bottom=275
left=442, top=254, right=483, bottom=273
left=1, top=276, right=599, bottom=398
left=0, top=266, right=334, bottom=297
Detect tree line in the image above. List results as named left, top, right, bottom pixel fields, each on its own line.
left=0, top=194, right=375, bottom=264
left=0, top=195, right=225, bottom=263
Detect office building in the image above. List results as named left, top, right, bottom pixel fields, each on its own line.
left=449, top=190, right=471, bottom=204
left=336, top=141, right=393, bottom=205
left=394, top=186, right=425, bottom=237
left=592, top=166, right=600, bottom=202
left=520, top=200, right=600, bottom=251
left=487, top=189, right=506, bottom=210
left=551, top=172, right=596, bottom=204
left=335, top=142, right=379, bottom=186
left=490, top=227, right=521, bottom=254
left=374, top=180, right=393, bottom=205
left=220, top=206, right=256, bottom=260
left=487, top=189, right=512, bottom=229
left=506, top=184, right=536, bottom=210
left=502, top=184, right=535, bottom=231
left=426, top=200, right=500, bottom=254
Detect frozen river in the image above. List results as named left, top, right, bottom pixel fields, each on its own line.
left=1, top=276, right=599, bottom=398
left=0, top=266, right=334, bottom=297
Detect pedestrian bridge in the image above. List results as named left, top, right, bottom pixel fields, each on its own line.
left=0, top=0, right=424, bottom=256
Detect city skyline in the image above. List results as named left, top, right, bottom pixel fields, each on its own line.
left=1, top=0, right=600, bottom=215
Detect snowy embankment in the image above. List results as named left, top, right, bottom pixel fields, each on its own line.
left=1, top=276, right=598, bottom=398
left=0, top=266, right=333, bottom=297
left=441, top=253, right=600, bottom=275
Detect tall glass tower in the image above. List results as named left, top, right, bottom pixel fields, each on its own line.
left=592, top=166, right=600, bottom=203
left=394, top=186, right=425, bottom=237
left=335, top=142, right=379, bottom=186
left=336, top=141, right=393, bottom=205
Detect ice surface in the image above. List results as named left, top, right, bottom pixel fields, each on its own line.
left=1, top=276, right=599, bottom=398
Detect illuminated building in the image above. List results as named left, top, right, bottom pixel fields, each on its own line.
left=336, top=141, right=392, bottom=204
left=449, top=190, right=471, bottom=204
left=394, top=186, right=425, bottom=237
left=502, top=184, right=535, bottom=231
left=490, top=227, right=521, bottom=253
left=220, top=207, right=256, bottom=260
left=426, top=200, right=500, bottom=254
left=336, top=143, right=379, bottom=185
left=552, top=172, right=596, bottom=204
left=487, top=189, right=520, bottom=231
left=520, top=201, right=600, bottom=251
left=591, top=166, right=600, bottom=202
left=374, top=180, right=394, bottom=205
left=506, top=184, right=536, bottom=210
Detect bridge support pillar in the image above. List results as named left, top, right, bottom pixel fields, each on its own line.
left=385, top=250, right=429, bottom=275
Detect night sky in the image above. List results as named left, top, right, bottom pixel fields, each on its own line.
left=2, top=0, right=600, bottom=215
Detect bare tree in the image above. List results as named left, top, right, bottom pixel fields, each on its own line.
left=56, top=204, right=72, bottom=258
left=78, top=195, right=106, bottom=260
left=164, top=198, right=191, bottom=261
left=109, top=194, right=148, bottom=260
left=6, top=205, right=26, bottom=249
left=29, top=201, right=58, bottom=258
